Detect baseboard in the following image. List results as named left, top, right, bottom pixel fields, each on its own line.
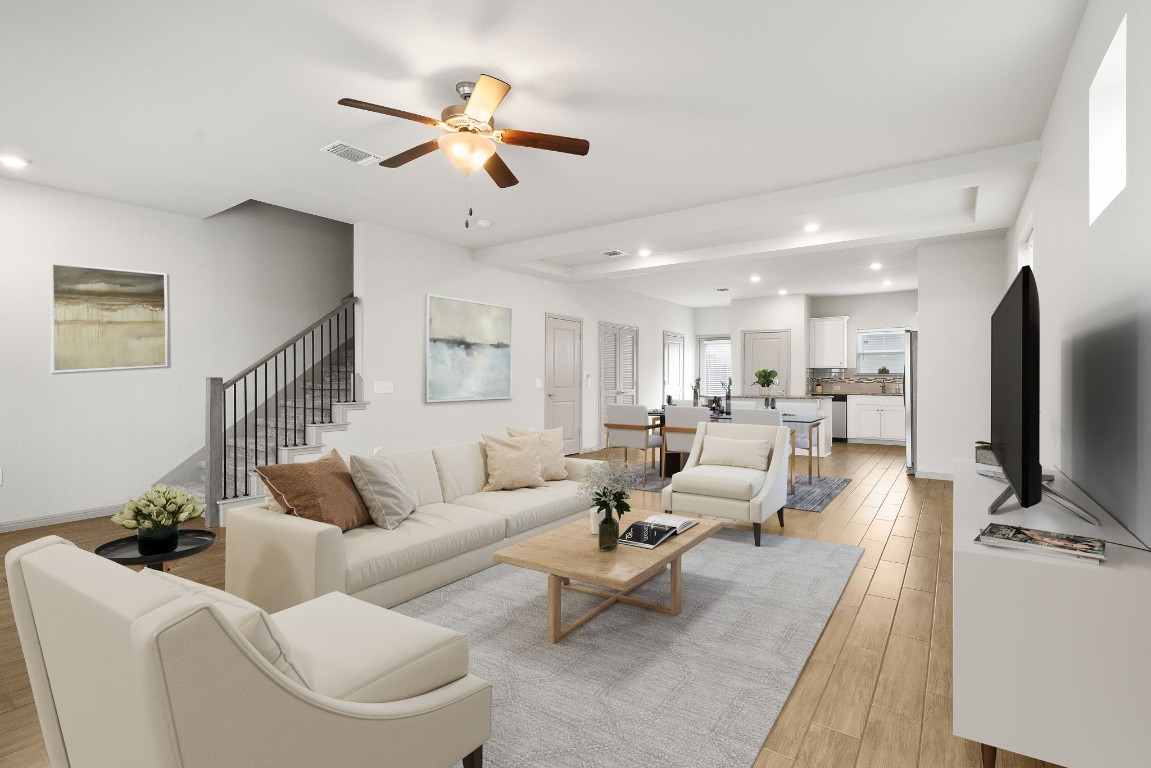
left=912, top=470, right=954, bottom=481
left=0, top=504, right=118, bottom=534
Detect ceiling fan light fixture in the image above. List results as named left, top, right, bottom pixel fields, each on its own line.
left=438, top=132, right=496, bottom=175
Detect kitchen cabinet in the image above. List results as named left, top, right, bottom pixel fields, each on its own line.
left=847, top=395, right=905, bottom=443
left=809, top=316, right=849, bottom=368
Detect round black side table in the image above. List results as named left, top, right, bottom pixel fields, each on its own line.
left=94, top=530, right=217, bottom=571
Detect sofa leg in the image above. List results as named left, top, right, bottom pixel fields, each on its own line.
left=463, top=744, right=483, bottom=768
left=777, top=507, right=785, bottom=527
left=753, top=522, right=762, bottom=546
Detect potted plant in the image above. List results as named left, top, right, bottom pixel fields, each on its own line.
left=751, top=368, right=779, bottom=408
left=692, top=376, right=701, bottom=406
left=579, top=461, right=640, bottom=551
left=722, top=377, right=733, bottom=414
left=111, top=484, right=205, bottom=555
left=878, top=366, right=890, bottom=375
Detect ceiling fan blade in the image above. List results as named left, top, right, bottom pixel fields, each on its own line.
left=338, top=98, right=439, bottom=126
left=483, top=152, right=519, bottom=188
left=464, top=74, right=511, bottom=122
left=496, top=129, right=590, bottom=156
left=380, top=139, right=441, bottom=168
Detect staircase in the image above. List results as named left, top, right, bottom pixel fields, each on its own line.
left=204, top=297, right=366, bottom=526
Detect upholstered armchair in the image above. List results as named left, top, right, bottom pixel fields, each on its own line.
left=731, top=408, right=795, bottom=492
left=661, top=422, right=789, bottom=545
left=6, top=536, right=490, bottom=768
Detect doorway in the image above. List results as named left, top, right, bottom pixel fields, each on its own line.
left=599, top=322, right=638, bottom=445
left=663, top=332, right=685, bottom=405
left=742, top=329, right=790, bottom=396
left=545, top=314, right=583, bottom=455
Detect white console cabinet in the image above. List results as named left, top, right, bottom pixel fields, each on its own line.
left=953, top=459, right=1151, bottom=767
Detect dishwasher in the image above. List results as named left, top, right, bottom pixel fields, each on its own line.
left=832, top=395, right=848, bottom=442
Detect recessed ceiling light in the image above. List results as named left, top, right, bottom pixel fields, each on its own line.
left=749, top=275, right=761, bottom=283
left=803, top=222, right=820, bottom=233
left=778, top=289, right=788, bottom=296
left=883, top=280, right=893, bottom=287
left=870, top=262, right=882, bottom=270
left=637, top=248, right=651, bottom=257
left=0, top=155, right=30, bottom=169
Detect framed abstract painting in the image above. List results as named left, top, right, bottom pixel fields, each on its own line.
left=426, top=295, right=511, bottom=402
left=52, top=265, right=169, bottom=373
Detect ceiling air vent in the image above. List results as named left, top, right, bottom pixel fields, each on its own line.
left=321, top=141, right=382, bottom=167
left=601, top=249, right=628, bottom=258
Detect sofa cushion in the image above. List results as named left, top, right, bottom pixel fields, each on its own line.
left=140, top=569, right=308, bottom=686
left=272, top=592, right=467, bottom=704
left=507, top=426, right=568, bottom=481
left=481, top=433, right=545, bottom=491
left=378, top=448, right=444, bottom=506
left=699, top=435, right=772, bottom=471
left=452, top=480, right=588, bottom=537
left=342, top=503, right=505, bottom=593
left=431, top=443, right=488, bottom=501
left=671, top=465, right=766, bottom=501
left=349, top=454, right=418, bottom=530
left=257, top=451, right=371, bottom=532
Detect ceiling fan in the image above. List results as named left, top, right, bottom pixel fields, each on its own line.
left=338, top=74, right=589, bottom=189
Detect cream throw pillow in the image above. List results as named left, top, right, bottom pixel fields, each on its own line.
left=349, top=454, right=419, bottom=529
left=140, top=569, right=309, bottom=687
left=699, top=435, right=772, bottom=471
left=507, top=426, right=568, bottom=481
left=482, top=433, right=546, bottom=491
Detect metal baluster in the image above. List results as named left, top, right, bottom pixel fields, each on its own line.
left=351, top=302, right=356, bottom=401
left=243, top=376, right=249, bottom=496
left=274, top=352, right=280, bottom=458
left=231, top=386, right=237, bottom=499
left=262, top=362, right=268, bottom=471
left=321, top=319, right=327, bottom=423
left=328, top=316, right=334, bottom=416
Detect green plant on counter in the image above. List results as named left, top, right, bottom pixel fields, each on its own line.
left=692, top=376, right=701, bottom=394
left=722, top=377, right=733, bottom=395
left=878, top=366, right=890, bottom=374
left=751, top=368, right=778, bottom=389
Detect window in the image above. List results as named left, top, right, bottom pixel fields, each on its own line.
left=1089, top=16, right=1126, bottom=224
left=857, top=328, right=906, bottom=374
left=697, top=336, right=731, bottom=395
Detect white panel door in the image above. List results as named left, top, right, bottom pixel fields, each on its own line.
left=742, top=330, right=790, bottom=396
left=545, top=314, right=582, bottom=455
left=663, top=332, right=685, bottom=404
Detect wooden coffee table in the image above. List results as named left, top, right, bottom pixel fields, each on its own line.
left=493, top=515, right=727, bottom=643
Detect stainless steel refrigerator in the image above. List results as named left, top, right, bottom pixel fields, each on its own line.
left=904, top=330, right=918, bottom=472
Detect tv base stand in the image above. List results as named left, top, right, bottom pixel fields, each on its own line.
left=984, top=472, right=1100, bottom=525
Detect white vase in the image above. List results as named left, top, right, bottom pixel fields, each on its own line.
left=589, top=508, right=606, bottom=534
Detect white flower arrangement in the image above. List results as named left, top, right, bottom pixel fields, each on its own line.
left=112, top=485, right=205, bottom=531
left=578, top=461, right=641, bottom=519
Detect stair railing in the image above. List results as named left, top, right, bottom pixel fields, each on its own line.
left=204, top=296, right=358, bottom=526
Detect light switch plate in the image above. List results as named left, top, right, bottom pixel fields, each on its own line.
left=535, top=378, right=543, bottom=389
left=373, top=381, right=394, bottom=394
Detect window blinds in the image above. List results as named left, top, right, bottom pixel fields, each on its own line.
left=857, top=328, right=906, bottom=373
left=699, top=337, right=732, bottom=395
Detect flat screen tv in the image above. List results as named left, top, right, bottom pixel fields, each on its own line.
left=990, top=265, right=1042, bottom=508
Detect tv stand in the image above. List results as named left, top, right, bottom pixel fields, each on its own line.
left=984, top=472, right=1101, bottom=525
left=954, top=459, right=1151, bottom=767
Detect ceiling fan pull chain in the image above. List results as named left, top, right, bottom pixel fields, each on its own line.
left=464, top=179, right=474, bottom=228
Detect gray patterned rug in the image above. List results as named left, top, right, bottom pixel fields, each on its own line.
left=786, top=475, right=852, bottom=512
left=393, top=529, right=862, bottom=768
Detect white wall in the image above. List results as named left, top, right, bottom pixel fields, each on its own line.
left=0, top=180, right=352, bottom=524
left=323, top=223, right=694, bottom=457
left=1009, top=0, right=1151, bottom=544
left=916, top=236, right=1008, bottom=478
left=693, top=305, right=731, bottom=336
left=810, top=290, right=919, bottom=368
left=728, top=294, right=810, bottom=396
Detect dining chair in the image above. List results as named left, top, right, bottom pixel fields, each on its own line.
left=732, top=409, right=794, bottom=493
left=783, top=402, right=823, bottom=485
left=661, top=406, right=711, bottom=482
left=604, top=404, right=663, bottom=485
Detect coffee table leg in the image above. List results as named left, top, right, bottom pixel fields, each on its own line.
left=547, top=574, right=563, bottom=643
left=669, top=557, right=682, bottom=615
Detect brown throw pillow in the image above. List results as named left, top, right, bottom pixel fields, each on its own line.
left=257, top=450, right=371, bottom=532
left=482, top=433, right=546, bottom=491
left=507, top=426, right=568, bottom=481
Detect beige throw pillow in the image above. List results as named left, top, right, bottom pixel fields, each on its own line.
left=140, top=569, right=309, bottom=687
left=507, top=426, right=568, bottom=481
left=482, top=433, right=546, bottom=491
left=256, top=450, right=371, bottom=532
left=699, top=435, right=772, bottom=471
left=349, top=454, right=418, bottom=530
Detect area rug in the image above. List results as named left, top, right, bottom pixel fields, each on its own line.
left=628, top=463, right=672, bottom=492
left=786, top=475, right=852, bottom=512
left=393, top=528, right=863, bottom=768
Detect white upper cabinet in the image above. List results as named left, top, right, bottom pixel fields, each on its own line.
left=809, top=316, right=849, bottom=368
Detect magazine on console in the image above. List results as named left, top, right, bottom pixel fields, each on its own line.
left=618, top=515, right=699, bottom=549
left=975, top=523, right=1105, bottom=563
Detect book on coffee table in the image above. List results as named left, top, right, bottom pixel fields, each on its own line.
left=618, top=515, right=699, bottom=549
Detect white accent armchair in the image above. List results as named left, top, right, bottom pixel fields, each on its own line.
left=731, top=408, right=795, bottom=492
left=6, top=536, right=491, bottom=768
left=661, top=422, right=789, bottom=546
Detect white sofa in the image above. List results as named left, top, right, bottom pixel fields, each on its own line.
left=227, top=442, right=602, bottom=613
left=7, top=536, right=491, bottom=768
left=661, top=422, right=790, bottom=546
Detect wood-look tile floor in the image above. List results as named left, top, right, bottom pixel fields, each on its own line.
left=0, top=444, right=1061, bottom=767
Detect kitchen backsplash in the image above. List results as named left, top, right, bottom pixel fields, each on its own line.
left=807, top=369, right=903, bottom=395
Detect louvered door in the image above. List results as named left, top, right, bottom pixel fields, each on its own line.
left=599, top=323, right=639, bottom=444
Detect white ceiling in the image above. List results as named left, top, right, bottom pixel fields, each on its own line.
left=1, top=1, right=1086, bottom=306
